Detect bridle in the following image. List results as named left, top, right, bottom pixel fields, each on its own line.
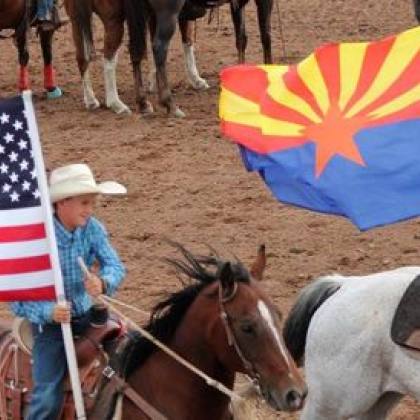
left=218, top=281, right=261, bottom=387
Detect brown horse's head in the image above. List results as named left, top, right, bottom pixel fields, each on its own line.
left=211, top=245, right=307, bottom=412
left=117, top=243, right=306, bottom=417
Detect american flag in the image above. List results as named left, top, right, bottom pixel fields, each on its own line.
left=0, top=95, right=55, bottom=301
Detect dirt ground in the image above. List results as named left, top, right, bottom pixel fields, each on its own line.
left=1, top=0, right=420, bottom=418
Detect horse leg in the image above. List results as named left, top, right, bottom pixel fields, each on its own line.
left=15, top=30, right=30, bottom=91
left=179, top=19, right=209, bottom=90
left=69, top=19, right=99, bottom=110
left=125, top=0, right=154, bottom=114
left=39, top=29, right=63, bottom=99
left=153, top=12, right=184, bottom=117
left=103, top=19, right=131, bottom=114
left=230, top=2, right=247, bottom=63
left=349, top=392, right=402, bottom=420
left=254, top=0, right=273, bottom=63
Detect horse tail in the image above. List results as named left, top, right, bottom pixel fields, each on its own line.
left=414, top=0, right=420, bottom=23
left=73, top=0, right=94, bottom=62
left=283, top=277, right=342, bottom=366
left=124, top=0, right=148, bottom=63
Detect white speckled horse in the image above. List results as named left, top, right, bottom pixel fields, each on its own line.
left=283, top=266, right=420, bottom=419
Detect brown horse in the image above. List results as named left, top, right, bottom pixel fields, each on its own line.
left=0, top=0, right=62, bottom=98
left=65, top=0, right=272, bottom=117
left=89, top=243, right=307, bottom=419
left=126, top=0, right=274, bottom=117
left=63, top=0, right=201, bottom=116
left=63, top=0, right=134, bottom=114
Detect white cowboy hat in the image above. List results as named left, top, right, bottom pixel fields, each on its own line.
left=49, top=163, right=127, bottom=203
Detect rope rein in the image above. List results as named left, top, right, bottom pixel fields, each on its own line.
left=97, top=295, right=242, bottom=401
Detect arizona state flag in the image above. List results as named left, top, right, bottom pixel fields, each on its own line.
left=219, top=27, right=420, bottom=230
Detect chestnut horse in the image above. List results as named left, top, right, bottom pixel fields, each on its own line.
left=125, top=0, right=273, bottom=117
left=64, top=0, right=272, bottom=117
left=89, top=243, right=307, bottom=419
left=0, top=0, right=62, bottom=98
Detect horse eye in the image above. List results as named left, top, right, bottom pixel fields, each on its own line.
left=240, top=323, right=255, bottom=334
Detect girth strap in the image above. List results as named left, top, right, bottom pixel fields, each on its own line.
left=106, top=370, right=167, bottom=420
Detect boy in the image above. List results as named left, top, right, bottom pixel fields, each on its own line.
left=10, top=163, right=127, bottom=420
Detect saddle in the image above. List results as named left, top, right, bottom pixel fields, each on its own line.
left=391, top=274, right=420, bottom=351
left=0, top=314, right=123, bottom=419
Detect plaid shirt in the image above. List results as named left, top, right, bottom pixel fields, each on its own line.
left=10, top=216, right=126, bottom=324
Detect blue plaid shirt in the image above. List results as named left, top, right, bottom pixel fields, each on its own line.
left=10, top=216, right=126, bottom=324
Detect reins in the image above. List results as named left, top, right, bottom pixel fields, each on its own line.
left=97, top=294, right=242, bottom=402
left=78, top=257, right=246, bottom=419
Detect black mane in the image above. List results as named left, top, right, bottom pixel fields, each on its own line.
left=114, top=242, right=250, bottom=378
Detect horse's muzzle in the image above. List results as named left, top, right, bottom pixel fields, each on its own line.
left=262, top=384, right=308, bottom=412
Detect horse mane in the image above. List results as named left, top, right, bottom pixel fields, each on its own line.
left=114, top=242, right=250, bottom=379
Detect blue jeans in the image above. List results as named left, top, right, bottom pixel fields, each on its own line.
left=26, top=314, right=90, bottom=420
left=36, top=0, right=54, bottom=20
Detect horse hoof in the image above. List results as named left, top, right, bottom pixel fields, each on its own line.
left=85, top=98, right=100, bottom=111
left=140, top=102, right=154, bottom=116
left=108, top=101, right=131, bottom=115
left=173, top=107, right=186, bottom=118
left=46, top=87, right=63, bottom=99
left=191, top=78, right=209, bottom=90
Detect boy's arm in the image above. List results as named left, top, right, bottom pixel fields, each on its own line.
left=9, top=301, right=55, bottom=324
left=93, top=225, right=126, bottom=296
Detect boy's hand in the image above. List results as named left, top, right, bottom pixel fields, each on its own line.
left=84, top=273, right=104, bottom=297
left=52, top=303, right=71, bottom=323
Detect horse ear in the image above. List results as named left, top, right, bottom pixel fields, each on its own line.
left=219, top=262, right=236, bottom=301
left=250, top=244, right=266, bottom=281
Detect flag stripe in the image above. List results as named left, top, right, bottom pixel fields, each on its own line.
left=297, top=54, right=330, bottom=115
left=352, top=52, right=420, bottom=119
left=220, top=121, right=307, bottom=154
left=0, top=286, right=55, bottom=301
left=0, top=269, right=55, bottom=290
left=0, top=239, right=49, bottom=259
left=220, top=66, right=269, bottom=103
left=347, top=32, right=419, bottom=118
left=264, top=67, right=322, bottom=124
left=0, top=255, right=51, bottom=275
left=0, top=207, right=43, bottom=227
left=316, top=43, right=341, bottom=103
left=0, top=223, right=45, bottom=243
left=283, top=66, right=325, bottom=120
left=338, top=42, right=368, bottom=110
left=343, top=35, right=395, bottom=115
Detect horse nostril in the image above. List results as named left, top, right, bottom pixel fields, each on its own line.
left=285, top=389, right=302, bottom=409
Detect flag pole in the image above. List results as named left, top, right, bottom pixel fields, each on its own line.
left=22, top=91, right=86, bottom=420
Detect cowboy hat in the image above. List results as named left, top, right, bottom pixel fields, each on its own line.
left=49, top=163, right=127, bottom=203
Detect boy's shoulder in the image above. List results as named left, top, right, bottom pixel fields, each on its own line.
left=84, top=216, right=107, bottom=236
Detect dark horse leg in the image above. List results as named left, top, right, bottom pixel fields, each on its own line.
left=15, top=28, right=30, bottom=91
left=255, top=0, right=273, bottom=63
left=230, top=0, right=248, bottom=63
left=178, top=19, right=209, bottom=90
left=125, top=0, right=154, bottom=115
left=153, top=11, right=185, bottom=117
left=39, top=28, right=63, bottom=98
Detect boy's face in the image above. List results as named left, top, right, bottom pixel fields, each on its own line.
left=56, top=194, right=98, bottom=230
